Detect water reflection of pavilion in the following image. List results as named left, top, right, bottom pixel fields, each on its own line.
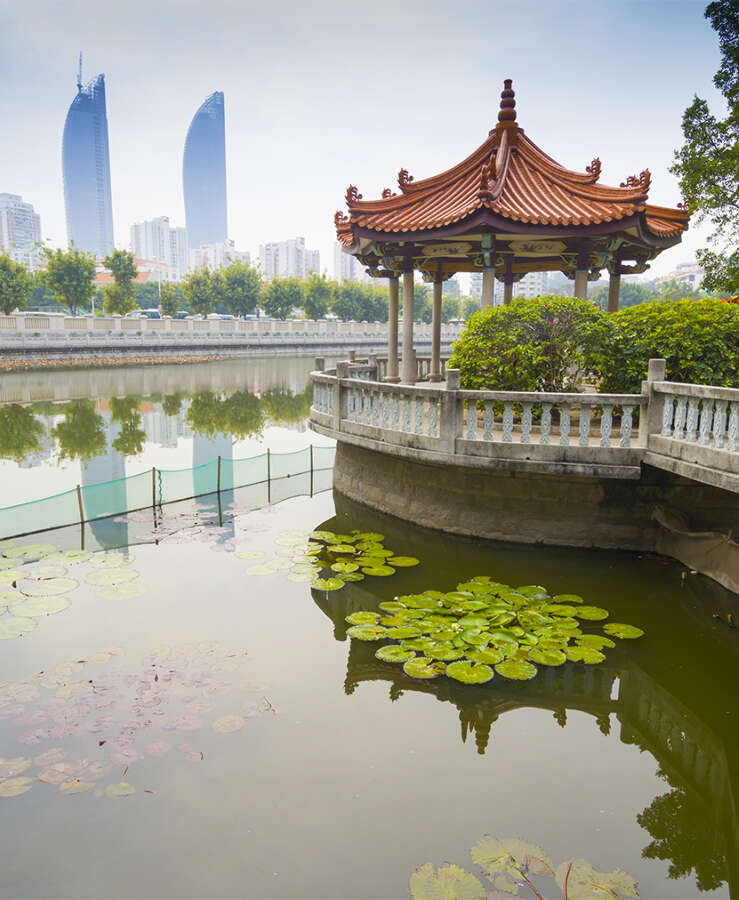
left=314, top=590, right=738, bottom=896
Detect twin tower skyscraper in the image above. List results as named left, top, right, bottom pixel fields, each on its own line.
left=62, top=60, right=227, bottom=257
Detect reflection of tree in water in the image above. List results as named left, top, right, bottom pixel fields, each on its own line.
left=109, top=397, right=146, bottom=456
left=0, top=404, right=44, bottom=461
left=162, top=392, right=183, bottom=417
left=261, top=385, right=312, bottom=425
left=637, top=772, right=729, bottom=892
left=186, top=390, right=264, bottom=440
left=52, top=400, right=106, bottom=461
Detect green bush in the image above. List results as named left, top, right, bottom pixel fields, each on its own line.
left=448, top=295, right=607, bottom=392
left=589, top=298, right=739, bottom=394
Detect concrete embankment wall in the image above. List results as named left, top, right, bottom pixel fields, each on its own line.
left=334, top=441, right=739, bottom=592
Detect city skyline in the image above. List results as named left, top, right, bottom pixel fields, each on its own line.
left=0, top=1, right=724, bottom=280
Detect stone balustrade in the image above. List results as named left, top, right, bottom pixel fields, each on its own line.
left=310, top=357, right=739, bottom=490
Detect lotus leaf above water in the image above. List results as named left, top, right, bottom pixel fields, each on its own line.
left=344, top=576, right=644, bottom=685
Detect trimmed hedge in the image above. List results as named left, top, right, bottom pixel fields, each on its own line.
left=449, top=296, right=739, bottom=395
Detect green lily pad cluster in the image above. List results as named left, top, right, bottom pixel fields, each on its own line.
left=345, top=576, right=644, bottom=684
left=246, top=528, right=419, bottom=591
left=410, top=834, right=639, bottom=899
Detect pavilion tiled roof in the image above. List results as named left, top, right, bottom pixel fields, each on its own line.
left=336, top=80, right=689, bottom=246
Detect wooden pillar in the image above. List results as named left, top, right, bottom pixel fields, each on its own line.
left=607, top=271, right=621, bottom=313
left=574, top=270, right=589, bottom=299
left=401, top=271, right=415, bottom=383
left=430, top=280, right=443, bottom=382
left=503, top=278, right=514, bottom=305
left=385, top=276, right=400, bottom=382
left=481, top=271, right=495, bottom=307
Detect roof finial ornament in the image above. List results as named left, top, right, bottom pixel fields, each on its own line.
left=498, top=78, right=516, bottom=123
left=381, top=188, right=396, bottom=199
left=586, top=158, right=601, bottom=179
left=398, top=168, right=414, bottom=190
left=345, top=185, right=362, bottom=205
left=334, top=210, right=350, bottom=229
left=620, top=169, right=651, bottom=192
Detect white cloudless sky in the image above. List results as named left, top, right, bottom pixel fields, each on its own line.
left=0, top=0, right=724, bottom=279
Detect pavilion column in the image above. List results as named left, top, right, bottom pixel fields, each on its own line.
left=401, top=271, right=416, bottom=384
left=482, top=271, right=495, bottom=307
left=429, top=280, right=443, bottom=382
left=385, top=276, right=400, bottom=382
left=503, top=277, right=514, bottom=305
left=607, top=271, right=621, bottom=313
left=574, top=251, right=589, bottom=299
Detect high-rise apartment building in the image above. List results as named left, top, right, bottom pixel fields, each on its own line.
left=130, top=216, right=189, bottom=281
left=183, top=92, right=228, bottom=249
left=62, top=64, right=114, bottom=257
left=514, top=271, right=548, bottom=298
left=190, top=240, right=250, bottom=271
left=0, top=194, right=42, bottom=269
left=333, top=242, right=369, bottom=284
left=259, top=237, right=319, bottom=279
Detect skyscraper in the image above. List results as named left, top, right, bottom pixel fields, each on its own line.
left=62, top=60, right=114, bottom=257
left=183, top=91, right=227, bottom=249
left=0, top=194, right=42, bottom=269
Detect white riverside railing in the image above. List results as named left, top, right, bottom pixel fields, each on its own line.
left=310, top=357, right=739, bottom=490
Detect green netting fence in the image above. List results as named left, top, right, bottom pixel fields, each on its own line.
left=0, top=444, right=336, bottom=541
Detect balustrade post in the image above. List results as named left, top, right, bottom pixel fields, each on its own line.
left=314, top=357, right=325, bottom=372
left=334, top=363, right=349, bottom=432
left=638, top=358, right=667, bottom=446
left=440, top=369, right=461, bottom=455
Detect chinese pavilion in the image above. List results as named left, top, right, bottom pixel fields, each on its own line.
left=335, top=79, right=690, bottom=383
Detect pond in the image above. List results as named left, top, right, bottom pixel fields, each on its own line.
left=0, top=359, right=737, bottom=899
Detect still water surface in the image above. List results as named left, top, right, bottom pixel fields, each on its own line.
left=0, top=360, right=736, bottom=898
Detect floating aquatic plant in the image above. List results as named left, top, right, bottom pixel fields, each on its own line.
left=345, top=576, right=644, bottom=684
left=410, top=834, right=639, bottom=899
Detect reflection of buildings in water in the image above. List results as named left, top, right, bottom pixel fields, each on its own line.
left=18, top=413, right=57, bottom=468
left=313, top=589, right=738, bottom=897
left=81, top=412, right=128, bottom=548
left=141, top=404, right=190, bottom=449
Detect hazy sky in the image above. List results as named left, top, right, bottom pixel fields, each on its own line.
left=0, top=0, right=724, bottom=279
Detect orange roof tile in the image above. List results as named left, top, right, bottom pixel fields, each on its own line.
left=337, top=80, right=689, bottom=246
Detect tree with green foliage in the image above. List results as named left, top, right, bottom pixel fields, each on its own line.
left=263, top=277, right=303, bottom=319
left=591, top=281, right=655, bottom=310
left=162, top=392, right=184, bottom=417
left=186, top=390, right=264, bottom=439
left=41, top=246, right=96, bottom=316
left=671, top=0, right=739, bottom=293
left=589, top=297, right=739, bottom=393
left=53, top=400, right=107, bottom=461
left=220, top=261, right=261, bottom=318
left=0, top=404, right=44, bottom=461
left=261, top=386, right=312, bottom=424
left=441, top=295, right=462, bottom=322
left=331, top=281, right=389, bottom=322
left=110, top=396, right=146, bottom=456
left=400, top=282, right=433, bottom=323
left=133, top=281, right=162, bottom=310
left=0, top=252, right=33, bottom=315
left=462, top=296, right=482, bottom=320
left=182, top=267, right=217, bottom=316
left=303, top=273, right=334, bottom=320
left=102, top=249, right=138, bottom=315
left=159, top=283, right=179, bottom=317
left=655, top=279, right=701, bottom=301
left=449, top=296, right=608, bottom=392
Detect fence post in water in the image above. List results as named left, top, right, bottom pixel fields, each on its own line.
left=217, top=456, right=222, bottom=493
left=152, top=467, right=157, bottom=511
left=310, top=444, right=314, bottom=497
left=267, top=448, right=271, bottom=504
left=76, top=484, right=84, bottom=524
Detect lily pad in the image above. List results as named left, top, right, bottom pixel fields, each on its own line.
left=379, top=601, right=406, bottom=612
left=19, top=576, right=78, bottom=597
left=86, top=569, right=137, bottom=587
left=375, top=645, right=416, bottom=663
left=327, top=544, right=356, bottom=555
left=386, top=556, right=420, bottom=567
left=0, top=776, right=34, bottom=797
left=603, top=623, right=645, bottom=639
left=386, top=626, right=423, bottom=639
left=495, top=660, right=537, bottom=680
left=554, top=859, right=639, bottom=900
left=577, top=634, right=616, bottom=650
left=0, top=571, right=23, bottom=585
left=11, top=596, right=71, bottom=617
left=235, top=549, right=265, bottom=560
left=0, top=616, right=37, bottom=639
left=470, top=836, right=554, bottom=879
left=409, top=862, right=485, bottom=900
left=528, top=647, right=566, bottom=666
left=446, top=661, right=494, bottom=684
left=361, top=565, right=395, bottom=577
left=105, top=781, right=136, bottom=798
left=424, top=643, right=465, bottom=661
left=345, top=611, right=379, bottom=625
left=331, top=561, right=359, bottom=574
left=212, top=714, right=245, bottom=733
left=0, top=589, right=23, bottom=606
left=354, top=532, right=384, bottom=543
left=4, top=543, right=56, bottom=560
left=575, top=605, right=609, bottom=621
left=552, top=593, right=584, bottom=604
left=311, top=577, right=344, bottom=591
left=403, top=658, right=446, bottom=679
left=346, top=624, right=387, bottom=641
left=245, top=563, right=279, bottom=576
left=565, top=646, right=606, bottom=664
left=466, top=648, right=504, bottom=665
left=96, top=582, right=146, bottom=601
left=339, top=572, right=365, bottom=582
